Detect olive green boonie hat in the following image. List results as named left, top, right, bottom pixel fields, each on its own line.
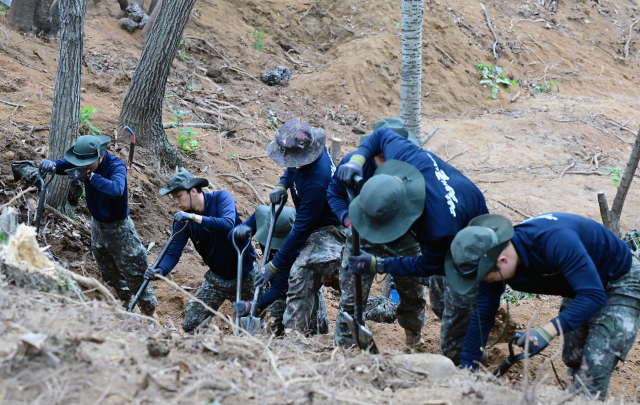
left=159, top=170, right=209, bottom=195
left=254, top=205, right=296, bottom=250
left=445, top=214, right=514, bottom=295
left=64, top=135, right=111, bottom=166
left=348, top=160, right=425, bottom=244
left=359, top=117, right=420, bottom=147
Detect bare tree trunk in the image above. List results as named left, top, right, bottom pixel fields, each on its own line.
left=148, top=0, right=160, bottom=15
left=118, top=0, right=191, bottom=168
left=47, top=0, right=87, bottom=211
left=598, top=126, right=640, bottom=237
left=8, top=0, right=39, bottom=32
left=400, top=0, right=424, bottom=138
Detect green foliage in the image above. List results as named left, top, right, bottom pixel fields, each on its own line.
left=79, top=106, right=101, bottom=135
left=0, top=5, right=7, bottom=12
left=177, top=39, right=189, bottom=61
left=267, top=110, right=278, bottom=130
left=230, top=153, right=238, bottom=160
left=188, top=83, right=195, bottom=91
left=534, top=79, right=560, bottom=93
left=175, top=128, right=199, bottom=154
left=605, top=166, right=623, bottom=184
left=168, top=106, right=190, bottom=127
left=252, top=29, right=265, bottom=51
left=501, top=290, right=536, bottom=304
left=395, top=22, right=401, bottom=29
left=477, top=64, right=518, bottom=99
left=0, top=233, right=5, bottom=245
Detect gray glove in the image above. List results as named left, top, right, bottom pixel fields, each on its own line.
left=144, top=267, right=161, bottom=280
left=39, top=160, right=56, bottom=174
left=269, top=185, right=288, bottom=205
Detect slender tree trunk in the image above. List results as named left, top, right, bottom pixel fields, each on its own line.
left=148, top=0, right=159, bottom=15
left=400, top=0, right=424, bottom=138
left=47, top=0, right=87, bottom=211
left=8, top=0, right=39, bottom=32
left=118, top=0, right=191, bottom=168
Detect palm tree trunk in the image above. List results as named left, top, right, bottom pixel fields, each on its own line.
left=400, top=0, right=424, bottom=138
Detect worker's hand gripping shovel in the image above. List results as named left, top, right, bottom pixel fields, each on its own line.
left=127, top=218, right=191, bottom=313
left=341, top=175, right=378, bottom=353
left=493, top=332, right=525, bottom=377
left=241, top=194, right=287, bottom=335
left=35, top=167, right=54, bottom=234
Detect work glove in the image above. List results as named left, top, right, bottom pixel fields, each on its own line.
left=233, top=225, right=253, bottom=244
left=254, top=262, right=278, bottom=288
left=39, top=160, right=56, bottom=174
left=516, top=326, right=553, bottom=356
left=337, top=154, right=365, bottom=184
left=348, top=251, right=379, bottom=275
left=232, top=300, right=252, bottom=317
left=174, top=211, right=194, bottom=224
left=270, top=185, right=288, bottom=205
left=65, top=167, right=92, bottom=182
left=344, top=217, right=352, bottom=239
left=144, top=267, right=161, bottom=280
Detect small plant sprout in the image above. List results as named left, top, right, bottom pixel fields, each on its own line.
left=534, top=79, right=560, bottom=93
left=168, top=106, right=190, bottom=127
left=252, top=29, right=265, bottom=51
left=177, top=39, right=189, bottom=61
left=395, top=22, right=401, bottom=29
left=175, top=128, right=199, bottom=155
left=605, top=166, right=623, bottom=184
left=477, top=63, right=518, bottom=99
left=267, top=111, right=278, bottom=130
left=230, top=154, right=238, bottom=160
left=188, top=83, right=195, bottom=91
left=79, top=106, right=101, bottom=135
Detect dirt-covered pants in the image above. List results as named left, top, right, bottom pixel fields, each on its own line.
left=560, top=258, right=640, bottom=399
left=91, top=216, right=156, bottom=316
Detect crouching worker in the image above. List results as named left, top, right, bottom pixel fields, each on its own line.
left=449, top=213, right=640, bottom=399
left=146, top=170, right=256, bottom=333
left=231, top=205, right=296, bottom=335
left=39, top=135, right=157, bottom=316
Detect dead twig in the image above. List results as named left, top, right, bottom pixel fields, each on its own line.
left=445, top=148, right=470, bottom=163
left=480, top=3, right=500, bottom=67
left=57, top=267, right=116, bottom=303
left=559, top=161, right=575, bottom=179
left=239, top=154, right=268, bottom=161
left=421, top=126, right=439, bottom=146
left=218, top=173, right=266, bottom=205
left=0, top=187, right=37, bottom=210
left=496, top=199, right=531, bottom=219
left=624, top=21, right=638, bottom=59
left=298, top=3, right=316, bottom=36
left=434, top=45, right=459, bottom=65
left=219, top=65, right=262, bottom=84
left=162, top=122, right=220, bottom=130
left=0, top=99, right=26, bottom=108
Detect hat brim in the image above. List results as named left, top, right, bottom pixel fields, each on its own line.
left=349, top=160, right=425, bottom=244
left=266, top=127, right=326, bottom=167
left=444, top=240, right=510, bottom=295
left=254, top=206, right=295, bottom=250
left=360, top=130, right=419, bottom=148
left=159, top=177, right=209, bottom=195
left=64, top=135, right=111, bottom=166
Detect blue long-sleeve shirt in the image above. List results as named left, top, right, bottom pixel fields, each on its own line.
left=271, top=148, right=341, bottom=271
left=353, top=128, right=488, bottom=277
left=52, top=152, right=129, bottom=223
left=158, top=191, right=255, bottom=282
left=461, top=213, right=632, bottom=368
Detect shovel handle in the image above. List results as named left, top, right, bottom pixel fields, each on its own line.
left=493, top=333, right=525, bottom=377
left=35, top=169, right=54, bottom=233
left=233, top=234, right=251, bottom=335
left=345, top=175, right=364, bottom=325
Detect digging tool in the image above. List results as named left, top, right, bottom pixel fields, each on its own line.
left=232, top=234, right=251, bottom=335
left=241, top=195, right=288, bottom=335
left=127, top=218, right=191, bottom=313
left=124, top=126, right=135, bottom=169
left=35, top=168, right=54, bottom=234
left=493, top=332, right=525, bottom=377
left=341, top=175, right=378, bottom=353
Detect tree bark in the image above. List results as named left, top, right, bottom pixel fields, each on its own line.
left=8, top=0, right=39, bottom=32
left=142, top=0, right=160, bottom=44
left=148, top=0, right=160, bottom=15
left=400, top=0, right=424, bottom=138
left=47, top=0, right=87, bottom=211
left=118, top=0, right=190, bottom=168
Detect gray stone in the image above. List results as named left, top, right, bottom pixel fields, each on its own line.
left=260, top=66, right=291, bottom=86
left=391, top=353, right=456, bottom=381
left=118, top=18, right=139, bottom=33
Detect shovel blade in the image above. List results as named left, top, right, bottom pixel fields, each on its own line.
left=241, top=316, right=262, bottom=335
left=341, top=311, right=378, bottom=353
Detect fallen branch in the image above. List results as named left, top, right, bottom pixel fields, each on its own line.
left=298, top=3, right=316, bottom=36
left=218, top=173, right=266, bottom=205
left=445, top=148, right=470, bottom=163
left=162, top=122, right=220, bottom=130
left=239, top=154, right=268, bottom=161
left=0, top=187, right=37, bottom=210
left=624, top=21, right=638, bottom=59
left=559, top=161, right=575, bottom=179
left=196, top=106, right=244, bottom=122
left=57, top=267, right=116, bottom=303
left=564, top=171, right=607, bottom=176
left=434, top=45, right=459, bottom=65
left=0, top=99, right=26, bottom=108
left=219, top=65, right=262, bottom=84
left=480, top=3, right=500, bottom=67
left=421, top=126, right=439, bottom=146
left=259, top=182, right=275, bottom=189
left=44, top=204, right=91, bottom=234
left=496, top=199, right=531, bottom=219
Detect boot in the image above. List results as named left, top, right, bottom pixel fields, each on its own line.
left=121, top=296, right=132, bottom=309
left=405, top=329, right=422, bottom=349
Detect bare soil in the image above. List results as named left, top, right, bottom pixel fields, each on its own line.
left=2, top=0, right=640, bottom=402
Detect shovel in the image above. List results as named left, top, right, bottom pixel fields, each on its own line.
left=493, top=332, right=525, bottom=377
left=127, top=218, right=191, bottom=313
left=232, top=233, right=252, bottom=335
left=341, top=175, right=378, bottom=353
left=241, top=195, right=287, bottom=335
left=35, top=168, right=54, bottom=234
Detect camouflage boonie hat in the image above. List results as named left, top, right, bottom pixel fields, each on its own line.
left=266, top=118, right=327, bottom=167
left=359, top=117, right=420, bottom=147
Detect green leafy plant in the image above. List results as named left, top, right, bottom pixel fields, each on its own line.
left=252, top=29, right=265, bottom=51
left=477, top=64, right=518, bottom=99
left=0, top=233, right=5, bottom=244
left=230, top=153, right=238, bottom=160
left=175, top=128, right=199, bottom=154
left=79, top=106, right=101, bottom=135
left=267, top=110, right=278, bottom=130
left=177, top=39, right=189, bottom=61
left=605, top=166, right=623, bottom=184
left=395, top=22, right=401, bottom=29
left=168, top=106, right=190, bottom=127
left=534, top=79, right=560, bottom=93
left=188, top=83, right=195, bottom=91
left=0, top=5, right=7, bottom=13
left=501, top=290, right=536, bottom=304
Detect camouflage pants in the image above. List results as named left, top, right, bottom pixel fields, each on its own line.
left=183, top=272, right=255, bottom=333
left=91, top=216, right=156, bottom=315
left=560, top=258, right=640, bottom=399
left=334, top=233, right=426, bottom=348
left=440, top=279, right=477, bottom=365
left=282, top=226, right=345, bottom=335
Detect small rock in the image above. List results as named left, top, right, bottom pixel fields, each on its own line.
left=4, top=151, right=15, bottom=161
left=391, top=353, right=455, bottom=381
left=21, top=333, right=48, bottom=350
left=147, top=339, right=170, bottom=357
left=260, top=66, right=291, bottom=86
left=118, top=18, right=139, bottom=33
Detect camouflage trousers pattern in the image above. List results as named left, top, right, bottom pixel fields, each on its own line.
left=560, top=258, right=640, bottom=399
left=183, top=272, right=255, bottom=333
left=91, top=216, right=157, bottom=316
left=334, top=233, right=426, bottom=348
left=282, top=226, right=345, bottom=335
left=439, top=279, right=478, bottom=365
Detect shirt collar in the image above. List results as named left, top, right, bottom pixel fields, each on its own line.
left=510, top=229, right=530, bottom=268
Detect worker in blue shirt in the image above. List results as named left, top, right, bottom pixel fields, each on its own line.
left=145, top=170, right=256, bottom=333
left=264, top=118, right=343, bottom=335
left=447, top=213, right=640, bottom=399
left=39, top=135, right=157, bottom=317
left=338, top=129, right=488, bottom=363
left=231, top=205, right=297, bottom=335
left=328, top=117, right=439, bottom=349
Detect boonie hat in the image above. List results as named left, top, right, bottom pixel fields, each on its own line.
left=266, top=119, right=327, bottom=167
left=64, top=135, right=111, bottom=166
left=254, top=205, right=296, bottom=250
left=159, top=170, right=209, bottom=195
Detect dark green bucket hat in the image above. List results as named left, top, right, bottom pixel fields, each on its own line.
left=254, top=205, right=296, bottom=250
left=64, top=135, right=111, bottom=166
left=445, top=214, right=514, bottom=295
left=159, top=170, right=209, bottom=195
left=348, top=160, right=425, bottom=244
left=359, top=117, right=420, bottom=147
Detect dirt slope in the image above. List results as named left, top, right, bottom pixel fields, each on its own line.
left=2, top=0, right=640, bottom=401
